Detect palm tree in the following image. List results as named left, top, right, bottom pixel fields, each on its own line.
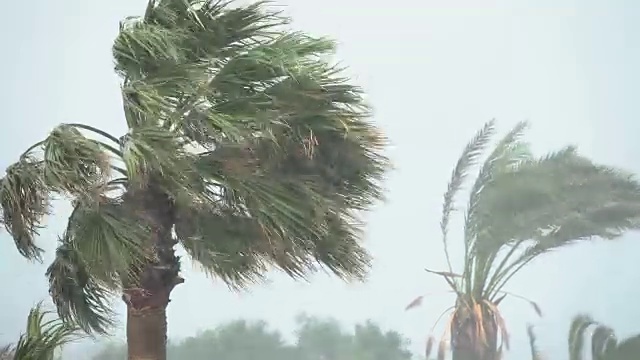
left=0, top=303, right=83, bottom=360
left=408, top=120, right=640, bottom=360
left=0, top=0, right=388, bottom=358
left=567, top=314, right=640, bottom=360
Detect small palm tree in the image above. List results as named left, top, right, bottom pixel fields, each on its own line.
left=0, top=303, right=83, bottom=360
left=408, top=120, right=640, bottom=360
left=1, top=0, right=388, bottom=358
left=568, top=314, right=640, bottom=360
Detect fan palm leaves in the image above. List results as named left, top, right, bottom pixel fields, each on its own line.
left=0, top=303, right=83, bottom=360
left=1, top=0, right=389, bottom=355
left=408, top=120, right=640, bottom=360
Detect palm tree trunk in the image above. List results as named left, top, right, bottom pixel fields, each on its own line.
left=451, top=308, right=499, bottom=360
left=122, top=179, right=184, bottom=360
left=126, top=301, right=168, bottom=360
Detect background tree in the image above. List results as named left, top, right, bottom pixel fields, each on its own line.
left=91, top=316, right=414, bottom=360
left=0, top=303, right=82, bottom=360
left=0, top=0, right=388, bottom=359
left=295, top=314, right=413, bottom=360
left=407, top=120, right=640, bottom=360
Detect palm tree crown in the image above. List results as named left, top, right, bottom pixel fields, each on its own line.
left=1, top=0, right=388, bottom=335
left=411, top=120, right=640, bottom=360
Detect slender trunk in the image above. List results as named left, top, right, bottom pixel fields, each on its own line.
left=122, top=180, right=184, bottom=360
left=451, top=305, right=499, bottom=360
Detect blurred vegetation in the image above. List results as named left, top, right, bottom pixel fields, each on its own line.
left=90, top=314, right=416, bottom=360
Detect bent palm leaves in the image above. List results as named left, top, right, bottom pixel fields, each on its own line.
left=0, top=303, right=83, bottom=360
left=568, top=315, right=640, bottom=360
left=410, top=120, right=640, bottom=360
left=1, top=0, right=388, bottom=345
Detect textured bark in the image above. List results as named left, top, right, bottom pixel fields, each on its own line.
left=451, top=305, right=499, bottom=360
left=122, top=179, right=184, bottom=360
left=126, top=301, right=169, bottom=360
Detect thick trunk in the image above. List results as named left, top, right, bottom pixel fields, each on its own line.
left=451, top=305, right=499, bottom=360
left=126, top=298, right=168, bottom=360
left=122, top=180, right=184, bottom=360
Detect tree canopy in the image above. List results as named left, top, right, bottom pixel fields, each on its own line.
left=90, top=315, right=415, bottom=360
left=0, top=0, right=389, bottom=337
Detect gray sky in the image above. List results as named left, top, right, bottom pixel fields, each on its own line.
left=1, top=0, right=640, bottom=359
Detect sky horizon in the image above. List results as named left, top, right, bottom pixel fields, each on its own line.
left=2, top=0, right=640, bottom=359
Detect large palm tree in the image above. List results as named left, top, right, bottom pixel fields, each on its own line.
left=0, top=0, right=388, bottom=359
left=409, top=120, right=640, bottom=360
left=0, top=303, right=83, bottom=360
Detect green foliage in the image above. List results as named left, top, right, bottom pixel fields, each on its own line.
left=0, top=303, right=83, bottom=360
left=1, top=0, right=389, bottom=336
left=90, top=315, right=414, bottom=360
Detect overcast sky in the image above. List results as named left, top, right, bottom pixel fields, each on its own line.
left=1, top=0, right=639, bottom=359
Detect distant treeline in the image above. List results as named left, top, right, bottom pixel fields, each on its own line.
left=91, top=315, right=421, bottom=360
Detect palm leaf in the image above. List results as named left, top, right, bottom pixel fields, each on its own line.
left=46, top=242, right=117, bottom=335
left=564, top=314, right=640, bottom=360
left=440, top=120, right=495, bottom=276
left=4, top=303, right=83, bottom=360
left=0, top=158, right=49, bottom=260
left=481, top=149, right=640, bottom=299
left=464, top=121, right=531, bottom=295
left=42, top=125, right=112, bottom=198
left=45, top=196, right=151, bottom=335
left=569, top=314, right=595, bottom=360
left=175, top=189, right=370, bottom=285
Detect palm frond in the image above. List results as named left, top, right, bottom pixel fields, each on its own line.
left=481, top=148, right=640, bottom=299
left=591, top=325, right=617, bottom=359
left=464, top=121, right=531, bottom=295
left=46, top=242, right=118, bottom=335
left=175, top=205, right=268, bottom=286
left=1, top=121, right=127, bottom=264
left=41, top=125, right=112, bottom=198
left=6, top=303, right=84, bottom=360
left=120, top=125, right=197, bottom=194
left=114, top=0, right=290, bottom=131
left=0, top=158, right=49, bottom=261
left=175, top=184, right=370, bottom=286
left=564, top=314, right=640, bottom=360
left=45, top=196, right=152, bottom=335
left=569, top=314, right=595, bottom=360
left=63, top=198, right=150, bottom=286
left=440, top=120, right=495, bottom=276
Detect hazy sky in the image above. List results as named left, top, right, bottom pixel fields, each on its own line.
left=1, top=0, right=639, bottom=359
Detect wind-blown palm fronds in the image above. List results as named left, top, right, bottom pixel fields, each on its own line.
left=0, top=303, right=83, bottom=360
left=1, top=0, right=388, bottom=344
left=407, top=120, right=640, bottom=360
left=568, top=314, right=640, bottom=360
